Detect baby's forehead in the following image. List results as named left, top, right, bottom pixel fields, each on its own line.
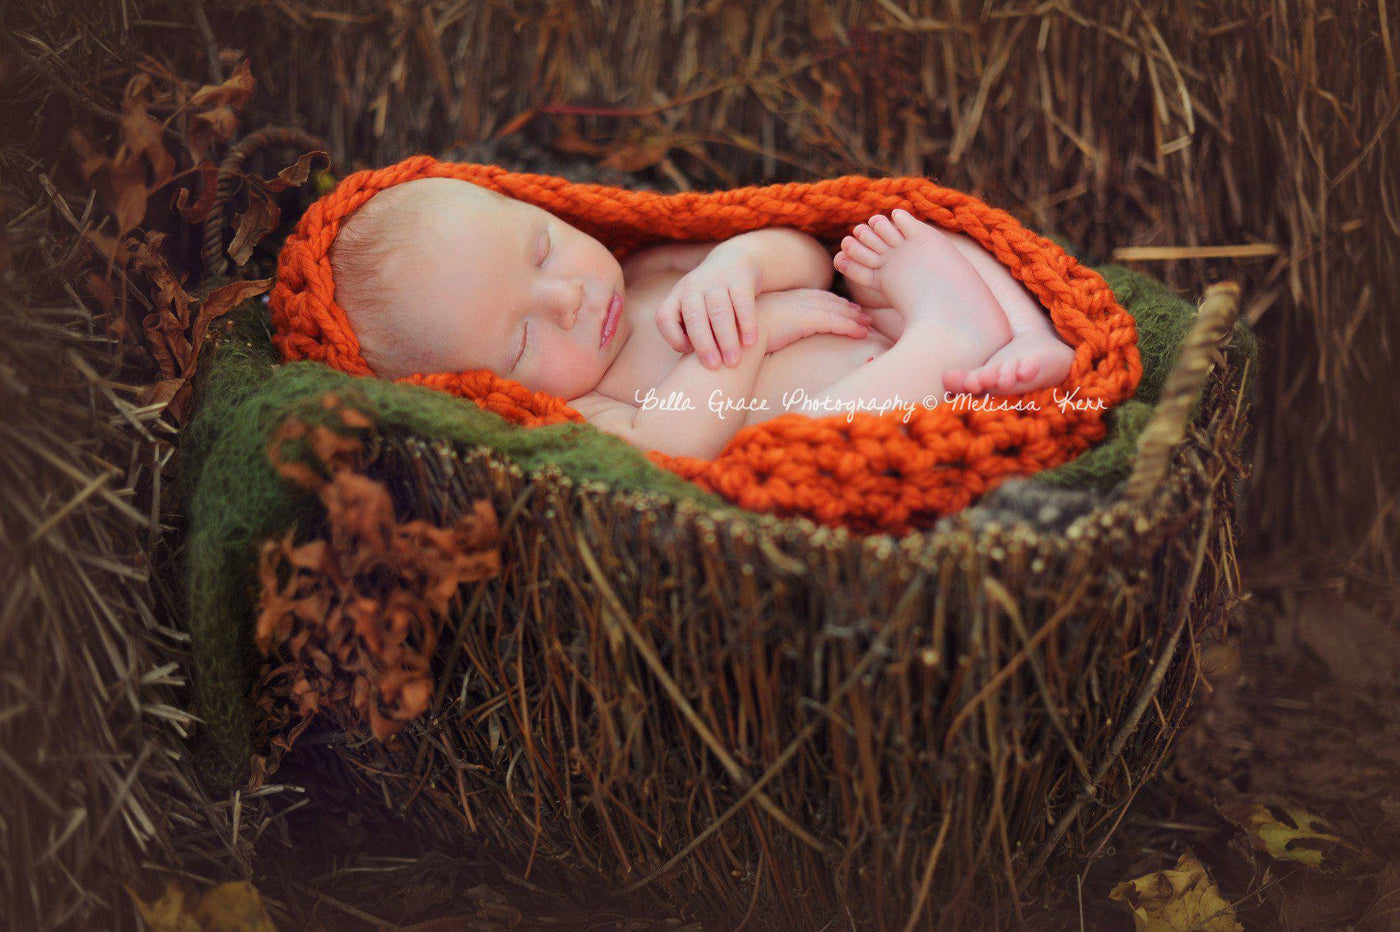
left=381, top=177, right=513, bottom=224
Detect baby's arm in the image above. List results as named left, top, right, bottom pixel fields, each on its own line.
left=581, top=326, right=772, bottom=461
left=652, top=229, right=834, bottom=365
left=721, top=228, right=834, bottom=294
left=621, top=241, right=721, bottom=282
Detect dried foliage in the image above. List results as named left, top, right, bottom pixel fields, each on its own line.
left=251, top=396, right=502, bottom=777
left=0, top=8, right=324, bottom=929
left=30, top=44, right=316, bottom=423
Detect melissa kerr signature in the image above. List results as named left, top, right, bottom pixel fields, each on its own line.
left=634, top=386, right=1108, bottom=422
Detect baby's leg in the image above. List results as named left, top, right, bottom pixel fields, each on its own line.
left=837, top=214, right=1074, bottom=394
left=802, top=211, right=1013, bottom=409
left=938, top=231, right=1075, bottom=393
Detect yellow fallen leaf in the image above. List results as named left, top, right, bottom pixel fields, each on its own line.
left=193, top=881, right=278, bottom=932
left=129, top=881, right=202, bottom=932
left=1239, top=803, right=1346, bottom=868
left=1109, top=851, right=1243, bottom=932
left=128, top=879, right=278, bottom=932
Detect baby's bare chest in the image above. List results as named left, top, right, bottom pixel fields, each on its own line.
left=598, top=272, right=891, bottom=424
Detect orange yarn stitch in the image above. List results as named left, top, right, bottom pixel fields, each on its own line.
left=270, top=155, right=1141, bottom=535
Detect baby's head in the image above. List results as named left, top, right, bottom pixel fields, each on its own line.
left=329, top=177, right=630, bottom=399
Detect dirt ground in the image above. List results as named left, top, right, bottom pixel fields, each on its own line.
left=223, top=549, right=1400, bottom=931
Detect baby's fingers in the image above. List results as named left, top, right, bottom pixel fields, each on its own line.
left=734, top=289, right=758, bottom=349
left=654, top=296, right=690, bottom=353
left=682, top=292, right=721, bottom=368
left=708, top=288, right=742, bottom=366
left=823, top=308, right=872, bottom=339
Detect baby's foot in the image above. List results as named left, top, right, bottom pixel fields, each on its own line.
left=834, top=209, right=1011, bottom=358
left=943, top=333, right=1075, bottom=395
left=834, top=211, right=933, bottom=310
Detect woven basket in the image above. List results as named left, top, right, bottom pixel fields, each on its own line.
left=247, top=278, right=1249, bottom=928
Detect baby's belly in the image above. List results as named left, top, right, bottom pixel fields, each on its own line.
left=744, top=332, right=894, bottom=427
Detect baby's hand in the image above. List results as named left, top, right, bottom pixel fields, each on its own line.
left=655, top=246, right=761, bottom=369
left=755, top=289, right=873, bottom=353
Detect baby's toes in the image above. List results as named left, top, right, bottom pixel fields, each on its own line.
left=996, top=360, right=1028, bottom=393
left=840, top=235, right=884, bottom=268
left=851, top=224, right=891, bottom=257
left=961, top=365, right=992, bottom=395
left=943, top=368, right=968, bottom=394
left=1015, top=357, right=1042, bottom=384
left=834, top=251, right=878, bottom=289
left=889, top=208, right=936, bottom=242
left=867, top=214, right=906, bottom=247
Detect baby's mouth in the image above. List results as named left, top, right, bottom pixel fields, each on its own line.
left=599, top=290, right=622, bottom=349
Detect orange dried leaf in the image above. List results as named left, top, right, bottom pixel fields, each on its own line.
left=188, top=59, right=256, bottom=111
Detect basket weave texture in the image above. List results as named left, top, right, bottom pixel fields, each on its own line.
left=242, top=328, right=1249, bottom=929
left=284, top=362, right=1245, bottom=928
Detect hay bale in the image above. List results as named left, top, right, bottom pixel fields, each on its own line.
left=0, top=172, right=191, bottom=928
left=0, top=9, right=293, bottom=928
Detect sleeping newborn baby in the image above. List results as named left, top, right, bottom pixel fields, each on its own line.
left=330, top=177, right=1074, bottom=460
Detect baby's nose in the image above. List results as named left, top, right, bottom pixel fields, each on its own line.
left=552, top=283, right=583, bottom=329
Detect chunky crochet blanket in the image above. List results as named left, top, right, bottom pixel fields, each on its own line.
left=270, top=156, right=1142, bottom=534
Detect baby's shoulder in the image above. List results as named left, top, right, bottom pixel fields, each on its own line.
left=621, top=240, right=723, bottom=283
left=568, top=390, right=633, bottom=419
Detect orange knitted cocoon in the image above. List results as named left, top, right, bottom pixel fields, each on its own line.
left=270, top=155, right=1141, bottom=536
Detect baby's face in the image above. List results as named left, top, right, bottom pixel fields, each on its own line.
left=365, top=178, right=630, bottom=397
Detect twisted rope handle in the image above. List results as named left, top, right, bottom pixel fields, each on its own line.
left=202, top=126, right=331, bottom=278
left=1120, top=281, right=1242, bottom=508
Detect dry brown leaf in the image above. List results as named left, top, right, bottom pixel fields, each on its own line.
left=129, top=881, right=201, bottom=932
left=227, top=185, right=280, bottom=267
left=1232, top=802, right=1349, bottom=869
left=113, top=74, right=177, bottom=234
left=263, top=150, right=330, bottom=193
left=1109, top=851, right=1242, bottom=932
left=601, top=135, right=675, bottom=173
left=129, top=880, right=276, bottom=932
left=191, top=881, right=277, bottom=932
left=186, top=60, right=256, bottom=163
left=139, top=259, right=266, bottom=422
left=253, top=407, right=502, bottom=760
left=190, top=277, right=272, bottom=351
left=173, top=160, right=219, bottom=223
left=187, top=59, right=256, bottom=111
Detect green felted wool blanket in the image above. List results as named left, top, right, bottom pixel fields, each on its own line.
left=181, top=262, right=1255, bottom=792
